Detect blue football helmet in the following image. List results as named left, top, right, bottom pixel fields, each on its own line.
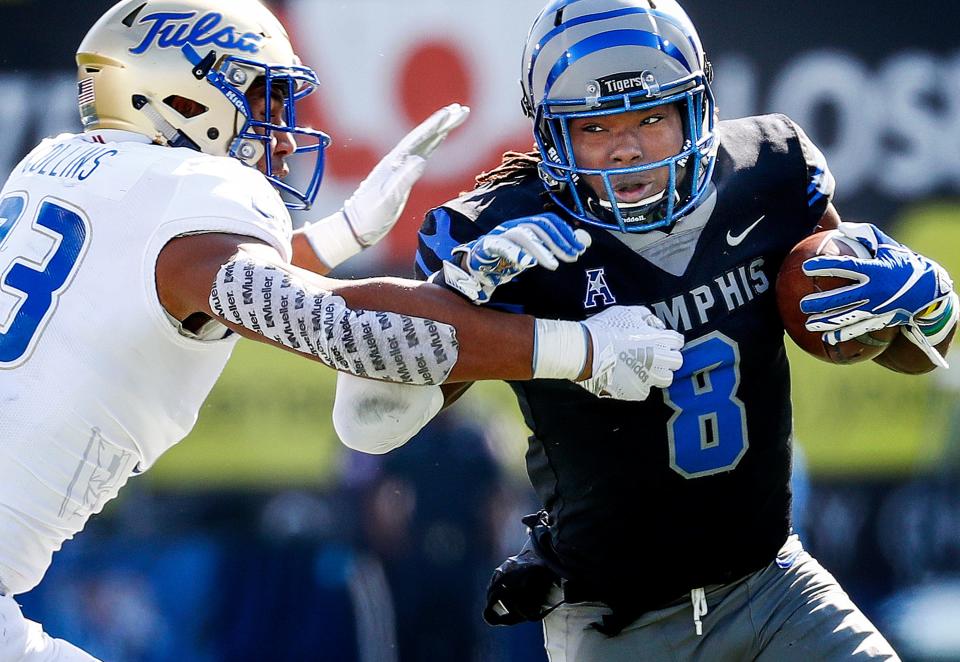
left=77, top=0, right=331, bottom=210
left=520, top=0, right=717, bottom=232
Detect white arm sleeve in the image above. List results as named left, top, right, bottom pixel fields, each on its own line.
left=210, top=251, right=460, bottom=384
left=333, top=373, right=444, bottom=454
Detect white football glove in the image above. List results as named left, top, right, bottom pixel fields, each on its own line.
left=441, top=213, right=592, bottom=304
left=304, top=103, right=470, bottom=268
left=344, top=103, right=470, bottom=246
left=577, top=306, right=685, bottom=401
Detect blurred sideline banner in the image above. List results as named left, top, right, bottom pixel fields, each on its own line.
left=281, top=0, right=960, bottom=263
left=2, top=1, right=960, bottom=263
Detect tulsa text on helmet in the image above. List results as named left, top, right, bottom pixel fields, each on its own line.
left=129, top=11, right=263, bottom=55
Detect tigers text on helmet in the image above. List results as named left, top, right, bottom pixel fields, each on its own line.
left=76, top=0, right=330, bottom=210
left=520, top=0, right=717, bottom=232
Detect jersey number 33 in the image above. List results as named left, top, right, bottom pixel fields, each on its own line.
left=0, top=193, right=90, bottom=368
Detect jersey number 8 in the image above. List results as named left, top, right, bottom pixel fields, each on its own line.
left=663, top=332, right=749, bottom=479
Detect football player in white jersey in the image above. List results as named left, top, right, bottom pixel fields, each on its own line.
left=0, top=0, right=688, bottom=659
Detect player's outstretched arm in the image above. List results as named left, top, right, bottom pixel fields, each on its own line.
left=290, top=104, right=470, bottom=274
left=158, top=232, right=548, bottom=384
left=158, top=232, right=684, bottom=393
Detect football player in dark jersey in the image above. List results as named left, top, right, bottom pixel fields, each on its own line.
left=333, top=0, right=956, bottom=659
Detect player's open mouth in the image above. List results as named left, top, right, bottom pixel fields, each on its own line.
left=612, top=179, right=655, bottom=204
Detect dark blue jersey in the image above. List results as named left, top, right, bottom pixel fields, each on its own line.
left=415, top=115, right=834, bottom=614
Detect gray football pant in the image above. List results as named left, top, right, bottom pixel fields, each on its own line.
left=541, top=535, right=899, bottom=661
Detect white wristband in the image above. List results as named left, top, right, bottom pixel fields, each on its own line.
left=533, top=318, right=588, bottom=380
left=301, top=210, right=363, bottom=270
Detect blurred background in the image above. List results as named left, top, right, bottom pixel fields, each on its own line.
left=3, top=0, right=960, bottom=659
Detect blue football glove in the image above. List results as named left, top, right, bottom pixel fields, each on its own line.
left=440, top=213, right=591, bottom=304
left=800, top=222, right=955, bottom=368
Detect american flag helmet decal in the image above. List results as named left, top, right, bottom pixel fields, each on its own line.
left=77, top=78, right=96, bottom=107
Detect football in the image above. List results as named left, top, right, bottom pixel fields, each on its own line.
left=776, top=230, right=898, bottom=364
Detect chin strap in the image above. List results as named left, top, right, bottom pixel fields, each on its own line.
left=597, top=189, right=680, bottom=216
left=596, top=187, right=668, bottom=213
left=588, top=188, right=679, bottom=228
left=691, top=587, right=708, bottom=636
left=130, top=94, right=200, bottom=151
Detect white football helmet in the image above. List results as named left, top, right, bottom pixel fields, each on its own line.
left=521, top=0, right=717, bottom=232
left=76, top=0, right=330, bottom=209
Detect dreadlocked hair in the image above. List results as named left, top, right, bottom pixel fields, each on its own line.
left=474, top=148, right=542, bottom=189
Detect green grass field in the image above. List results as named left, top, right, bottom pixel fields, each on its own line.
left=147, top=341, right=341, bottom=488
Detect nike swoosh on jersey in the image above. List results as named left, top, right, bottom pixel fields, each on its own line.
left=726, top=215, right=766, bottom=247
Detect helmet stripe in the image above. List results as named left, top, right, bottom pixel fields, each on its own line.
left=537, top=0, right=595, bottom=18
left=528, top=7, right=699, bottom=99
left=544, top=29, right=692, bottom=99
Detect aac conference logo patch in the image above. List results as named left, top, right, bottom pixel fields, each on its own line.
left=584, top=268, right=616, bottom=309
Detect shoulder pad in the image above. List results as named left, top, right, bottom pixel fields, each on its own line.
left=153, top=152, right=293, bottom=259
left=444, top=176, right=549, bottom=231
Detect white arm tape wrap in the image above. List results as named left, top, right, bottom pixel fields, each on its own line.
left=333, top=373, right=443, bottom=454
left=532, top=318, right=588, bottom=380
left=209, top=253, right=459, bottom=385
left=301, top=210, right=363, bottom=270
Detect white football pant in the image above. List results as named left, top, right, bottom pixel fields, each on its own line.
left=0, top=595, right=100, bottom=662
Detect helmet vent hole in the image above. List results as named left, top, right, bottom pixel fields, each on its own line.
left=207, top=128, right=220, bottom=140
left=163, top=95, right=208, bottom=119
left=84, top=67, right=100, bottom=74
left=121, top=3, right=147, bottom=28
left=554, top=9, right=564, bottom=27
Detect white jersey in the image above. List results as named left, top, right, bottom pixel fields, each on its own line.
left=0, top=130, right=292, bottom=595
